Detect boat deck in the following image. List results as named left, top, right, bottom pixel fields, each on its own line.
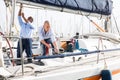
left=3, top=50, right=120, bottom=80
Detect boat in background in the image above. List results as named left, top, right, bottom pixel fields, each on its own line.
left=1, top=0, right=120, bottom=80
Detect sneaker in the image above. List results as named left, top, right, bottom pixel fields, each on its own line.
left=27, top=59, right=32, bottom=63
left=38, top=60, right=45, bottom=65
left=15, top=60, right=21, bottom=65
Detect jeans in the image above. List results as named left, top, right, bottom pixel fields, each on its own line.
left=41, top=38, right=54, bottom=56
left=17, top=38, right=32, bottom=59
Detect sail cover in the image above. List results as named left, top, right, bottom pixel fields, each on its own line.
left=23, top=0, right=113, bottom=15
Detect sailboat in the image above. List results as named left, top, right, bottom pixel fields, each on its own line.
left=0, top=0, right=120, bottom=80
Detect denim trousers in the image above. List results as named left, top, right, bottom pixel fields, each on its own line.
left=41, top=38, right=54, bottom=56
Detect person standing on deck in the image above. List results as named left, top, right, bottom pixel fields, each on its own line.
left=17, top=3, right=34, bottom=64
left=39, top=20, right=58, bottom=56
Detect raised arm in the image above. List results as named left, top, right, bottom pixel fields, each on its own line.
left=18, top=3, right=23, bottom=16
left=18, top=3, right=28, bottom=23
left=21, top=13, right=28, bottom=23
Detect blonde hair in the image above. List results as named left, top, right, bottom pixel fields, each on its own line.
left=44, top=20, right=49, bottom=25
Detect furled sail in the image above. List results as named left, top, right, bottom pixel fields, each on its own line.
left=17, top=0, right=113, bottom=16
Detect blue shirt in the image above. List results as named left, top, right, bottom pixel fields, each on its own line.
left=38, top=26, right=56, bottom=42
left=18, top=16, right=34, bottom=38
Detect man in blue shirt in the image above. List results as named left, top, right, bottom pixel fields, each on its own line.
left=17, top=3, right=34, bottom=64
left=39, top=21, right=58, bottom=56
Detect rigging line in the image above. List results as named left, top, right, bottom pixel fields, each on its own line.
left=86, top=16, right=105, bottom=32
left=57, top=0, right=62, bottom=6
left=82, top=0, right=94, bottom=17
left=0, top=1, right=5, bottom=33
left=5, top=8, right=9, bottom=35
left=57, top=0, right=63, bottom=12
left=98, top=38, right=108, bottom=68
left=105, top=0, right=110, bottom=14
left=64, top=0, right=67, bottom=6
left=92, top=0, right=103, bottom=20
left=74, top=0, right=83, bottom=16
left=9, top=0, right=16, bottom=36
left=112, top=14, right=120, bottom=35
left=8, top=3, right=19, bottom=34
left=98, top=0, right=110, bottom=20
left=59, top=0, right=67, bottom=12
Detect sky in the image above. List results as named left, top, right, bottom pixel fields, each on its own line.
left=0, top=0, right=120, bottom=37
